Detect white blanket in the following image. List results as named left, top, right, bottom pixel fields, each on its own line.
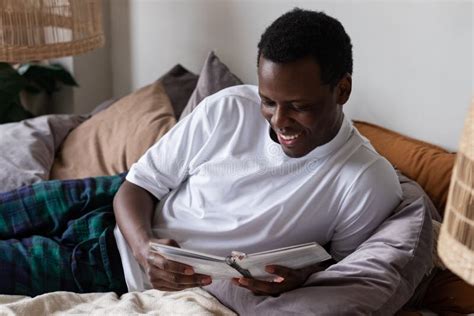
left=0, top=289, right=235, bottom=316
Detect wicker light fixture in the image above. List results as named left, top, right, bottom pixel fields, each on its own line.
left=438, top=100, right=474, bottom=285
left=0, top=0, right=104, bottom=62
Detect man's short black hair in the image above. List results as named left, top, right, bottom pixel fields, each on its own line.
left=258, top=8, right=353, bottom=88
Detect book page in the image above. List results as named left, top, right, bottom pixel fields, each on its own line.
left=149, top=243, right=225, bottom=261
left=157, top=252, right=243, bottom=279
left=149, top=243, right=242, bottom=279
left=149, top=241, right=331, bottom=280
left=237, top=243, right=331, bottom=280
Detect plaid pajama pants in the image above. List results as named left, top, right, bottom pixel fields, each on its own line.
left=0, top=174, right=128, bottom=296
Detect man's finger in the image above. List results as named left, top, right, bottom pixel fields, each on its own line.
left=147, top=253, right=195, bottom=275
left=157, top=238, right=181, bottom=248
left=236, top=277, right=284, bottom=296
left=150, top=269, right=212, bottom=286
left=265, top=265, right=293, bottom=278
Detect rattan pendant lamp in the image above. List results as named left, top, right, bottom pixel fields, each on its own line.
left=438, top=100, right=474, bottom=285
left=0, top=0, right=104, bottom=62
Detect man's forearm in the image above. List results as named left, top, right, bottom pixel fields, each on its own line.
left=113, top=180, right=158, bottom=267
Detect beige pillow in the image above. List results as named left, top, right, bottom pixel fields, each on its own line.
left=50, top=81, right=176, bottom=179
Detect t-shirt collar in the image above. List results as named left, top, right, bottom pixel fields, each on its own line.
left=266, top=114, right=353, bottom=160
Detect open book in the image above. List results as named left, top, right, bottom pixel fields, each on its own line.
left=149, top=242, right=331, bottom=280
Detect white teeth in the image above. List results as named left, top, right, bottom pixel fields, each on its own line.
left=279, top=132, right=302, bottom=141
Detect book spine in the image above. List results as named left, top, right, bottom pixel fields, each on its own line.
left=225, top=256, right=252, bottom=278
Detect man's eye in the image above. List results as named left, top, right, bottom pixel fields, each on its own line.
left=293, top=105, right=311, bottom=112
left=261, top=100, right=275, bottom=107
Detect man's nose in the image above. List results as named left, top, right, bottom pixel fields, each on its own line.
left=271, top=104, right=292, bottom=130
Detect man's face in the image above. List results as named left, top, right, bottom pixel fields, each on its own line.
left=258, top=56, right=350, bottom=158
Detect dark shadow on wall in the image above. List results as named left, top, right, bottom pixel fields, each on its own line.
left=109, top=0, right=132, bottom=99
left=51, top=0, right=128, bottom=114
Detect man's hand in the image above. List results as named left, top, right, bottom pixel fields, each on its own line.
left=140, top=238, right=212, bottom=291
left=232, top=262, right=330, bottom=296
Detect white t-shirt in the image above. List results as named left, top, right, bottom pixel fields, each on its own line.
left=114, top=85, right=402, bottom=292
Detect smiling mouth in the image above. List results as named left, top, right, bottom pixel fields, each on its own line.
left=276, top=131, right=304, bottom=147
left=278, top=132, right=302, bottom=140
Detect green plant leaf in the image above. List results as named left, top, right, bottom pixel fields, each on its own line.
left=0, top=98, right=33, bottom=124
left=0, top=62, right=77, bottom=123
left=0, top=99, right=11, bottom=119
left=49, top=63, right=79, bottom=86
left=0, top=62, right=28, bottom=96
left=20, top=64, right=58, bottom=94
left=0, top=92, right=16, bottom=107
left=23, top=83, right=42, bottom=94
left=20, top=63, right=78, bottom=94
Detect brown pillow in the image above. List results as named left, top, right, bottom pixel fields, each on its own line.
left=89, top=65, right=198, bottom=119
left=50, top=81, right=176, bottom=179
left=353, top=121, right=455, bottom=216
left=422, top=268, right=474, bottom=314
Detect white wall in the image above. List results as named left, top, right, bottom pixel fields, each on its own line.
left=68, top=0, right=473, bottom=151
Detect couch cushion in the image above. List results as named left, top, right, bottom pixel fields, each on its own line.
left=0, top=114, right=85, bottom=192
left=422, top=268, right=474, bottom=314
left=50, top=81, right=176, bottom=179
left=353, top=120, right=455, bottom=216
left=179, top=51, right=243, bottom=120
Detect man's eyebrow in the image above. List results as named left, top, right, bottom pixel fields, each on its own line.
left=258, top=93, right=314, bottom=103
left=258, top=92, right=270, bottom=99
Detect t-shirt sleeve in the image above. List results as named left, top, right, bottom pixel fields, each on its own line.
left=125, top=99, right=212, bottom=200
left=330, top=158, right=402, bottom=261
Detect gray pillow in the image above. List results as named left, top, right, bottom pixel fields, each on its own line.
left=160, top=64, right=199, bottom=119
left=0, top=114, right=86, bottom=193
left=204, top=173, right=435, bottom=315
left=179, top=51, right=243, bottom=120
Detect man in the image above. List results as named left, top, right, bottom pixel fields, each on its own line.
left=0, top=7, right=403, bottom=304
left=113, top=7, right=402, bottom=296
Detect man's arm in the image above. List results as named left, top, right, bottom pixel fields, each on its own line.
left=113, top=180, right=212, bottom=290
left=113, top=180, right=156, bottom=268
left=113, top=98, right=215, bottom=290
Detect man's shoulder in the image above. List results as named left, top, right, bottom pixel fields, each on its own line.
left=205, top=84, right=260, bottom=106
left=342, top=143, right=401, bottom=198
left=336, top=130, right=400, bottom=192
left=199, top=85, right=261, bottom=125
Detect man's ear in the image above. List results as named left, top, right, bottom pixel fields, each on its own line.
left=336, top=73, right=352, bottom=105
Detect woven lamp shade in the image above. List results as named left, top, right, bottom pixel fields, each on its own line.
left=438, top=100, right=474, bottom=285
left=0, top=0, right=104, bottom=62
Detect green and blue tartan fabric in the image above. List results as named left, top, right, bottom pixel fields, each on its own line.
left=0, top=173, right=128, bottom=296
